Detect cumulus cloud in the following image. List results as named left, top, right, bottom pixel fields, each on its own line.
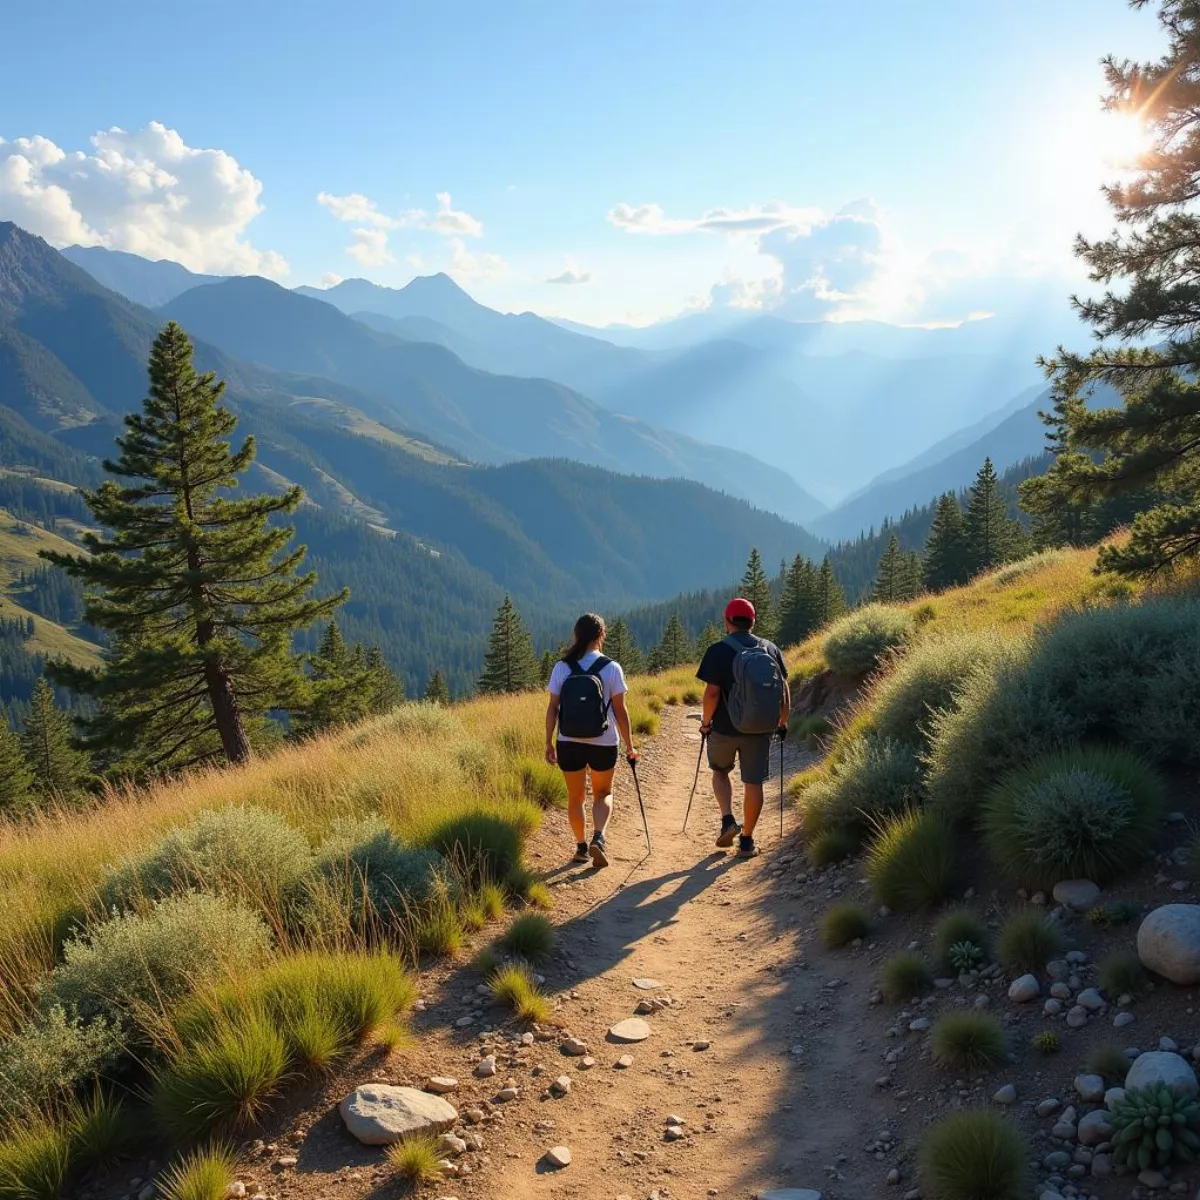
left=319, top=271, right=344, bottom=288
left=544, top=256, right=592, bottom=285
left=448, top=237, right=506, bottom=283
left=0, top=123, right=287, bottom=275
left=432, top=191, right=483, bottom=237
left=316, top=191, right=424, bottom=230
left=607, top=199, right=821, bottom=237
left=346, top=228, right=394, bottom=268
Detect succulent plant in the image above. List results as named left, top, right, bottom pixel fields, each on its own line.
left=1032, top=1030, right=1060, bottom=1054
left=948, top=940, right=984, bottom=972
left=1110, top=1085, right=1200, bottom=1170
left=1089, top=899, right=1139, bottom=927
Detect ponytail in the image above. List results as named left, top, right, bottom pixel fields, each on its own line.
left=562, top=612, right=605, bottom=664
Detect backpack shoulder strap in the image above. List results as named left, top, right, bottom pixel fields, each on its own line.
left=565, top=659, right=584, bottom=676
left=585, top=655, right=611, bottom=677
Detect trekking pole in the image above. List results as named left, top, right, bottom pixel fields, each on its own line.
left=628, top=755, right=652, bottom=855
left=681, top=732, right=707, bottom=834
left=778, top=730, right=785, bottom=842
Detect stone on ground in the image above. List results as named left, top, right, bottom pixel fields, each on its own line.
left=339, top=1085, right=458, bottom=1145
left=992, top=1084, right=1017, bottom=1104
left=1053, top=879, right=1100, bottom=910
left=1076, top=987, right=1105, bottom=1011
left=1074, top=1073, right=1105, bottom=1103
left=632, top=977, right=663, bottom=990
left=544, top=1146, right=572, bottom=1168
left=1007, top=974, right=1039, bottom=1003
left=475, top=1056, right=497, bottom=1078
left=562, top=1037, right=588, bottom=1056
left=425, top=1076, right=458, bottom=1094
left=550, top=1075, right=572, bottom=1096
left=609, top=1017, right=652, bottom=1042
left=1138, top=904, right=1200, bottom=984
left=616, top=1055, right=634, bottom=1068
left=1125, top=1050, right=1199, bottom=1097
left=1077, top=1109, right=1113, bottom=1145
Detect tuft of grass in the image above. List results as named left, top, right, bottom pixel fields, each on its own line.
left=524, top=881, right=554, bottom=910
left=930, top=1012, right=1007, bottom=1072
left=820, top=903, right=871, bottom=948
left=681, top=688, right=701, bottom=705
left=879, top=951, right=932, bottom=1002
left=421, top=810, right=530, bottom=886
left=414, top=900, right=465, bottom=959
left=459, top=897, right=488, bottom=932
left=865, top=809, right=956, bottom=911
left=489, top=963, right=551, bottom=1023
left=933, top=909, right=990, bottom=970
left=1087, top=1042, right=1133, bottom=1084
left=499, top=914, right=556, bottom=964
left=645, top=695, right=664, bottom=714
left=65, top=1090, right=135, bottom=1172
left=805, top=828, right=857, bottom=867
left=982, top=746, right=1165, bottom=886
left=996, top=910, right=1065, bottom=975
left=0, top=1123, right=73, bottom=1200
left=517, top=758, right=569, bottom=809
left=474, top=946, right=501, bottom=976
left=387, top=1134, right=444, bottom=1184
left=823, top=603, right=914, bottom=675
left=664, top=693, right=680, bottom=706
left=1032, top=1030, right=1060, bottom=1054
left=918, top=1108, right=1027, bottom=1200
left=632, top=710, right=660, bottom=737
left=1098, top=951, right=1147, bottom=998
left=374, top=1018, right=410, bottom=1054
left=285, top=1007, right=347, bottom=1074
left=152, top=1011, right=290, bottom=1141
left=479, top=881, right=506, bottom=920
left=158, top=1143, right=238, bottom=1200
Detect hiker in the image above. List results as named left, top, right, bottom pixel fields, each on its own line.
left=545, top=613, right=638, bottom=869
left=696, top=597, right=789, bottom=858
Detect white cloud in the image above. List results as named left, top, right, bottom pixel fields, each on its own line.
left=0, top=123, right=287, bottom=275
left=607, top=199, right=822, bottom=237
left=432, top=191, right=483, bottom=237
left=448, top=237, right=506, bottom=283
left=346, top=228, right=394, bottom=268
left=544, top=256, right=592, bottom=285
left=319, top=271, right=344, bottom=288
left=316, top=191, right=425, bottom=230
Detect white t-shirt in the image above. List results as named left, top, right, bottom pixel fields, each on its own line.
left=547, top=650, right=628, bottom=746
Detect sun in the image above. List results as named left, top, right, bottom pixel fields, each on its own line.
left=1095, top=109, right=1155, bottom=169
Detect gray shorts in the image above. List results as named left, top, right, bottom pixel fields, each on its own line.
left=707, top=731, right=772, bottom=785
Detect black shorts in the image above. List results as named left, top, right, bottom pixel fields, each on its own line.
left=556, top=740, right=619, bottom=773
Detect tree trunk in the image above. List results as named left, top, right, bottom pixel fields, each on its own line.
left=204, top=657, right=252, bottom=764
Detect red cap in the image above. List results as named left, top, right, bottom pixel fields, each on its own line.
left=724, top=597, right=756, bottom=623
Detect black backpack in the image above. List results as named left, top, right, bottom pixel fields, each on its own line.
left=557, top=657, right=612, bottom=739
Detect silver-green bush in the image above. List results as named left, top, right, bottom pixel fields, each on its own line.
left=47, top=893, right=271, bottom=1029
left=823, top=604, right=915, bottom=675
left=926, top=597, right=1200, bottom=822
left=101, top=806, right=312, bottom=912
left=800, top=735, right=922, bottom=837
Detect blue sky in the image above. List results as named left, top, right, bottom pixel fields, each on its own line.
left=0, top=0, right=1165, bottom=326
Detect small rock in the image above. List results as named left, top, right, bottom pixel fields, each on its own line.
left=1036, top=1097, right=1062, bottom=1117
left=561, top=1037, right=588, bottom=1057
left=993, top=1084, right=1017, bottom=1105
left=1161, top=1035, right=1179, bottom=1052
left=1076, top=987, right=1105, bottom=1012
left=1053, top=879, right=1100, bottom=910
left=455, top=1015, right=474, bottom=1028
left=694, top=1040, right=712, bottom=1051
left=1008, top=974, right=1040, bottom=1003
left=1050, top=981, right=1072, bottom=1000
left=544, top=1146, right=572, bottom=1169
left=497, top=1087, right=520, bottom=1101
left=1066, top=1005, right=1088, bottom=1028
left=1105, top=1086, right=1126, bottom=1109
left=1044, top=999, right=1063, bottom=1016
left=615, top=1055, right=634, bottom=1069
left=1077, top=1110, right=1113, bottom=1146
left=1138, top=1167, right=1169, bottom=1189
left=1074, top=1074, right=1106, bottom=1103
left=339, top=1085, right=458, bottom=1146
left=664, top=1125, right=685, bottom=1142
left=908, top=1017, right=931, bottom=1032
left=550, top=1075, right=572, bottom=1096
left=475, top=1056, right=497, bottom=1078
left=579, top=1057, right=596, bottom=1069
left=609, top=1018, right=652, bottom=1043
left=438, top=1134, right=468, bottom=1156
left=632, top=978, right=663, bottom=990
left=1114, top=1011, right=1136, bottom=1028
left=426, top=1077, right=458, bottom=1094
left=224, top=1186, right=247, bottom=1200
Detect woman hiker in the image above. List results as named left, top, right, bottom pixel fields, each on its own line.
left=544, top=613, right=638, bottom=868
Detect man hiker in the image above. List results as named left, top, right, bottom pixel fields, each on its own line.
left=696, top=597, right=789, bottom=858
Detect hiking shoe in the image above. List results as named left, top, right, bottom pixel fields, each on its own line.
left=589, top=832, right=610, bottom=869
left=571, top=842, right=590, bottom=864
left=736, top=834, right=760, bottom=858
left=716, top=815, right=741, bottom=848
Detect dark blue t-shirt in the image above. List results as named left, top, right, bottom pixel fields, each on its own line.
left=696, top=632, right=787, bottom=737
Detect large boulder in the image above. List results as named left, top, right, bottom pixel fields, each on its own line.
left=1124, top=1052, right=1199, bottom=1099
left=1137, top=904, right=1200, bottom=984
left=339, top=1084, right=458, bottom=1145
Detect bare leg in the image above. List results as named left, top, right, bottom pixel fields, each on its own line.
left=712, top=768, right=734, bottom=818
left=590, top=767, right=616, bottom=835
left=742, top=782, right=764, bottom=838
left=563, top=769, right=588, bottom=843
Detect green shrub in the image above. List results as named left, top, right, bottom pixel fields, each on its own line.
left=820, top=903, right=870, bottom=948
left=805, top=828, right=857, bottom=867
left=880, top=952, right=932, bottom=1002
left=930, top=1012, right=1007, bottom=1071
left=420, top=808, right=533, bottom=886
left=101, top=806, right=311, bottom=913
left=153, top=1010, right=289, bottom=1141
left=1089, top=899, right=1139, bottom=927
left=459, top=896, right=488, bottom=932
left=918, top=1108, right=1027, bottom=1200
left=799, top=735, right=922, bottom=838
left=927, top=598, right=1200, bottom=822
left=1110, top=1085, right=1200, bottom=1170
left=499, top=914, right=555, bottom=964
left=1032, top=1030, right=1060, bottom=1054
left=158, top=1143, right=238, bottom=1200
left=65, top=1090, right=135, bottom=1172
left=0, top=1123, right=73, bottom=1200
left=991, top=549, right=1068, bottom=586
left=682, top=688, right=701, bottom=705
left=933, top=910, right=990, bottom=970
left=632, top=710, right=660, bottom=737
left=865, top=809, right=955, bottom=911
left=982, top=747, right=1164, bottom=885
left=823, top=604, right=914, bottom=675
left=1087, top=1042, right=1133, bottom=1083
left=517, top=758, right=568, bottom=809
left=997, top=910, right=1064, bottom=975
left=0, top=1006, right=124, bottom=1121
left=48, top=893, right=271, bottom=1031
left=387, top=1134, right=443, bottom=1183
left=525, top=881, right=553, bottom=910
left=489, top=963, right=550, bottom=1023
left=790, top=713, right=831, bottom=748
left=1098, top=951, right=1147, bottom=997
left=302, top=817, right=444, bottom=931
left=474, top=946, right=501, bottom=976
left=415, top=897, right=464, bottom=959
left=869, top=630, right=1020, bottom=753
left=479, top=881, right=506, bottom=920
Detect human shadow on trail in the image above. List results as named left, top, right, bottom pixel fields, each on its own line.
left=538, top=853, right=737, bottom=990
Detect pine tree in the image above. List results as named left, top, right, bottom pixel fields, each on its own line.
left=21, top=679, right=89, bottom=797
left=964, top=458, right=1021, bottom=574
left=538, top=650, right=555, bottom=687
left=603, top=618, right=644, bottom=675
left=424, top=669, right=451, bottom=705
left=648, top=613, right=692, bottom=672
left=871, top=533, right=914, bottom=603
left=1035, top=4, right=1200, bottom=576
left=922, top=493, right=972, bottom=591
left=0, top=710, right=34, bottom=815
left=695, top=620, right=723, bottom=655
left=738, top=547, right=775, bottom=640
left=42, top=323, right=345, bottom=769
left=478, top=596, right=539, bottom=694
left=814, top=556, right=847, bottom=627
left=294, top=621, right=385, bottom=735
left=364, top=646, right=404, bottom=714
left=778, top=556, right=821, bottom=644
